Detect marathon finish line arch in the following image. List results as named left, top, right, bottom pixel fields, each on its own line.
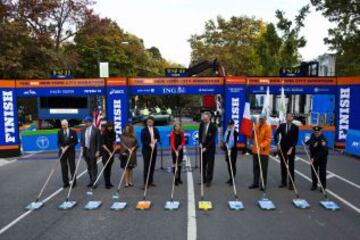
left=0, top=76, right=359, bottom=157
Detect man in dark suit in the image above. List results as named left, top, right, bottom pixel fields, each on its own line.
left=80, top=116, right=101, bottom=187
left=57, top=119, right=78, bottom=188
left=141, top=116, right=160, bottom=188
left=199, top=111, right=217, bottom=187
left=274, top=113, right=299, bottom=190
left=223, top=119, right=238, bottom=186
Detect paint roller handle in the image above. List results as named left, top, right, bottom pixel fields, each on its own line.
left=92, top=150, right=115, bottom=187
left=253, top=123, right=266, bottom=192
left=36, top=151, right=65, bottom=201
left=302, top=141, right=328, bottom=197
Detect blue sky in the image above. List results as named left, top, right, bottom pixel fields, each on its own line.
left=94, top=0, right=334, bottom=66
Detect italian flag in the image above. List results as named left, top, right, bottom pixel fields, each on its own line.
left=240, top=102, right=252, bottom=138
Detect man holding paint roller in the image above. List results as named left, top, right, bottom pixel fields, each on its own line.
left=274, top=113, right=299, bottom=190
left=249, top=114, right=272, bottom=191
left=141, top=116, right=161, bottom=188
left=57, top=119, right=78, bottom=188
left=81, top=116, right=101, bottom=188
left=198, top=111, right=217, bottom=187
left=223, top=119, right=238, bottom=186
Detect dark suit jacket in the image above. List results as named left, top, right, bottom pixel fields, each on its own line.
left=274, top=123, right=299, bottom=149
left=223, top=129, right=238, bottom=151
left=141, top=126, right=161, bottom=151
left=199, top=122, right=217, bottom=150
left=57, top=128, right=78, bottom=155
left=80, top=126, right=101, bottom=157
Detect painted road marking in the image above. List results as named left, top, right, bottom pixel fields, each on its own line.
left=0, top=159, right=16, bottom=167
left=0, top=151, right=44, bottom=167
left=270, top=156, right=360, bottom=214
left=0, top=159, right=100, bottom=235
left=296, top=156, right=360, bottom=190
left=184, top=148, right=197, bottom=240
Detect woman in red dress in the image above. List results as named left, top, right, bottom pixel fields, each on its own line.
left=169, top=122, right=185, bottom=185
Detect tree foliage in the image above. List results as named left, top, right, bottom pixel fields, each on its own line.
left=189, top=8, right=309, bottom=76
left=0, top=0, right=177, bottom=79
left=189, top=16, right=263, bottom=76
left=311, top=0, right=360, bottom=75
left=275, top=5, right=310, bottom=68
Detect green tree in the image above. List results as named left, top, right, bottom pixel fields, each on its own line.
left=189, top=16, right=264, bottom=76
left=257, top=23, right=282, bottom=75
left=71, top=13, right=176, bottom=77
left=275, top=5, right=310, bottom=68
left=311, top=0, right=360, bottom=75
left=15, top=0, right=94, bottom=51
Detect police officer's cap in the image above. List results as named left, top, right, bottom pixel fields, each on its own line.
left=228, top=119, right=235, bottom=125
left=313, top=126, right=322, bottom=132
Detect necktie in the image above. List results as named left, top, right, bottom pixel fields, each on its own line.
left=226, top=130, right=231, bottom=143
left=202, top=124, right=208, bottom=143
left=149, top=127, right=154, bottom=142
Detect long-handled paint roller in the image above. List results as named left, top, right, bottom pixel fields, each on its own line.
left=302, top=141, right=340, bottom=211
left=253, top=124, right=276, bottom=210
left=58, top=148, right=84, bottom=210
left=25, top=150, right=66, bottom=210
left=277, top=143, right=310, bottom=209
left=111, top=147, right=134, bottom=211
left=164, top=152, right=180, bottom=210
left=83, top=150, right=116, bottom=210
left=136, top=146, right=155, bottom=210
left=198, top=144, right=213, bottom=211
left=227, top=150, right=244, bottom=210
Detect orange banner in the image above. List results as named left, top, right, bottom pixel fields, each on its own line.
left=337, top=76, right=360, bottom=85
left=106, top=77, right=127, bottom=86
left=16, top=79, right=105, bottom=88
left=225, top=76, right=246, bottom=85
left=128, top=77, right=224, bottom=86
left=0, top=80, right=16, bottom=88
left=247, top=77, right=337, bottom=85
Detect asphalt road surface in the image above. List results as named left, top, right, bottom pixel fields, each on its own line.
left=0, top=148, right=359, bottom=240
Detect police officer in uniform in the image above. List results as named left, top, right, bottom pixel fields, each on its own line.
left=305, top=126, right=328, bottom=191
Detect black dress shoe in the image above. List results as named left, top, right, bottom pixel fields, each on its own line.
left=108, top=183, right=114, bottom=188
left=149, top=183, right=156, bottom=187
left=87, top=183, right=93, bottom=188
left=105, top=185, right=113, bottom=189
left=63, top=183, right=70, bottom=188
left=278, top=183, right=286, bottom=188
left=178, top=179, right=183, bottom=184
left=248, top=184, right=259, bottom=189
left=310, top=185, right=317, bottom=191
left=205, top=182, right=211, bottom=187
